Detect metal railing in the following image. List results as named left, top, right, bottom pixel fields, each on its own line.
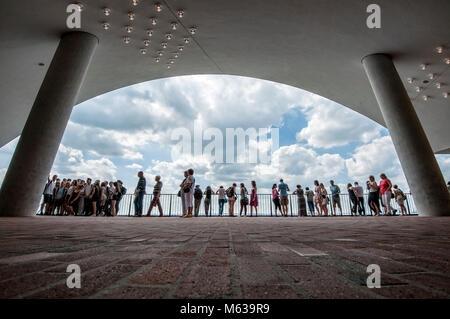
left=112, top=192, right=417, bottom=217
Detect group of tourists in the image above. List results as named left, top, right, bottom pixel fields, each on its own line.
left=130, top=170, right=410, bottom=218
left=40, top=170, right=419, bottom=217
left=39, top=175, right=127, bottom=216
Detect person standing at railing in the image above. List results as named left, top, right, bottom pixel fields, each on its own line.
left=379, top=173, right=397, bottom=216
left=226, top=183, right=237, bottom=217
left=347, top=183, right=358, bottom=216
left=239, top=183, right=249, bottom=217
left=393, top=185, right=407, bottom=216
left=133, top=171, right=146, bottom=217
left=216, top=186, right=226, bottom=216
left=193, top=185, right=203, bottom=217
left=147, top=175, right=163, bottom=217
left=319, top=183, right=329, bottom=216
left=278, top=179, right=290, bottom=217
left=367, top=176, right=381, bottom=216
left=305, top=187, right=315, bottom=216
left=204, top=186, right=213, bottom=216
left=313, top=180, right=322, bottom=216
left=114, top=180, right=126, bottom=215
left=250, top=181, right=258, bottom=217
left=40, top=174, right=57, bottom=215
left=272, top=184, right=282, bottom=216
left=179, top=171, right=188, bottom=218
left=293, top=185, right=307, bottom=217
left=183, top=168, right=195, bottom=218
left=329, top=180, right=342, bottom=216
left=353, top=182, right=365, bottom=216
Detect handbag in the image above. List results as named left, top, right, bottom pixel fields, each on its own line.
left=177, top=190, right=181, bottom=197
left=223, top=198, right=228, bottom=203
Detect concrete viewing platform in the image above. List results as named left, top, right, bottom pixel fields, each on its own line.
left=0, top=216, right=449, bottom=299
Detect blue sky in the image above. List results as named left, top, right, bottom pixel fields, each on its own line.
left=0, top=75, right=449, bottom=194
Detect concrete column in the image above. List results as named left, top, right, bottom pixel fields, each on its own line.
left=362, top=53, right=450, bottom=216
left=0, top=32, right=98, bottom=217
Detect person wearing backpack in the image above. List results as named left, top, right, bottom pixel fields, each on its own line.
left=115, top=180, right=126, bottom=215
left=193, top=185, right=203, bottom=217
left=239, top=183, right=249, bottom=217
left=203, top=186, right=213, bottom=216
left=227, top=183, right=237, bottom=217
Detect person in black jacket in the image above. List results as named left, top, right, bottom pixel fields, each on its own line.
left=134, top=171, right=146, bottom=216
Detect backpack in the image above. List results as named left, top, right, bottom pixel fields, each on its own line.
left=226, top=187, right=234, bottom=198
left=194, top=188, right=203, bottom=200
left=121, top=186, right=127, bottom=196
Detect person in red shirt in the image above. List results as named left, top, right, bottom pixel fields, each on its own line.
left=379, top=173, right=397, bottom=216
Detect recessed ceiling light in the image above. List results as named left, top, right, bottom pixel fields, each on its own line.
left=103, top=8, right=111, bottom=16
left=161, top=42, right=168, bottom=48
left=140, top=48, right=147, bottom=55
left=171, top=22, right=178, bottom=30
left=423, top=95, right=429, bottom=101
left=143, top=40, right=150, bottom=47
left=436, top=46, right=443, bottom=54
left=157, top=51, right=164, bottom=56
left=428, top=73, right=436, bottom=80
left=174, top=53, right=179, bottom=58
left=415, top=86, right=422, bottom=92
left=169, top=59, right=175, bottom=64
left=184, top=38, right=190, bottom=44
left=155, top=3, right=162, bottom=12
left=420, top=64, right=427, bottom=70
left=443, top=92, right=448, bottom=99
left=151, top=17, right=157, bottom=25
left=167, top=64, right=171, bottom=69
left=177, top=9, right=184, bottom=18
left=166, top=34, right=173, bottom=40
left=132, top=0, right=138, bottom=6
left=436, top=83, right=442, bottom=89
left=407, top=78, right=414, bottom=84
left=102, top=22, right=110, bottom=30
left=445, top=58, right=450, bottom=65
left=189, top=27, right=197, bottom=35
left=128, top=12, right=135, bottom=21
left=155, top=57, right=160, bottom=62
left=147, top=29, right=153, bottom=37
left=123, top=36, right=130, bottom=44
left=178, top=46, right=184, bottom=51
left=126, top=26, right=133, bottom=33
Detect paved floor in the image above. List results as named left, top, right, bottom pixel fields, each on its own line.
left=0, top=216, right=449, bottom=299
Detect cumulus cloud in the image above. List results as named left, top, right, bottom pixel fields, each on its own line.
left=296, top=99, right=383, bottom=149
left=345, top=136, right=408, bottom=189
left=52, top=144, right=117, bottom=181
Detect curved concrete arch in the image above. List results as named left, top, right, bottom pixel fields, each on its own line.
left=1, top=0, right=449, bottom=153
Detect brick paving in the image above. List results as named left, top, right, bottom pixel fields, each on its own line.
left=0, top=216, right=449, bottom=299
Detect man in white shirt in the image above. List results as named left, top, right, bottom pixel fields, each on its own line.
left=83, top=178, right=93, bottom=215
left=40, top=175, right=57, bottom=215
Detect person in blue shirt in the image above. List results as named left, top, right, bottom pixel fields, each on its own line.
left=134, top=171, right=146, bottom=217
left=278, top=179, right=290, bottom=217
left=329, top=180, right=342, bottom=216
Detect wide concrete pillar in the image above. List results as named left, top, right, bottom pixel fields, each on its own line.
left=362, top=53, right=450, bottom=216
left=0, top=32, right=98, bottom=217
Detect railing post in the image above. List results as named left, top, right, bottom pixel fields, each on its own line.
left=127, top=194, right=132, bottom=216
left=169, top=194, right=172, bottom=217
left=405, top=193, right=411, bottom=215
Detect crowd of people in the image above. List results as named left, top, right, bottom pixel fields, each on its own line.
left=131, top=170, right=413, bottom=218
left=40, top=170, right=442, bottom=217
left=39, top=175, right=127, bottom=216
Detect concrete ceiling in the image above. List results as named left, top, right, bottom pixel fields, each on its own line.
left=0, top=0, right=449, bottom=152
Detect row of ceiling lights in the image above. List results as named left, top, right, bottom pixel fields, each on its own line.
left=93, top=1, right=197, bottom=69
left=407, top=46, right=449, bottom=101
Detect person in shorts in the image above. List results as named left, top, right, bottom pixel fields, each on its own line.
left=329, top=180, right=342, bottom=216
left=278, top=179, right=290, bottom=217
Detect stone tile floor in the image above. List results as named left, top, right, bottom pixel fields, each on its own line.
left=0, top=216, right=449, bottom=299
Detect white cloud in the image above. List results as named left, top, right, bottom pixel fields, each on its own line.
left=125, top=163, right=143, bottom=170
left=296, top=99, right=383, bottom=149
left=52, top=144, right=117, bottom=181
left=345, top=136, right=408, bottom=189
